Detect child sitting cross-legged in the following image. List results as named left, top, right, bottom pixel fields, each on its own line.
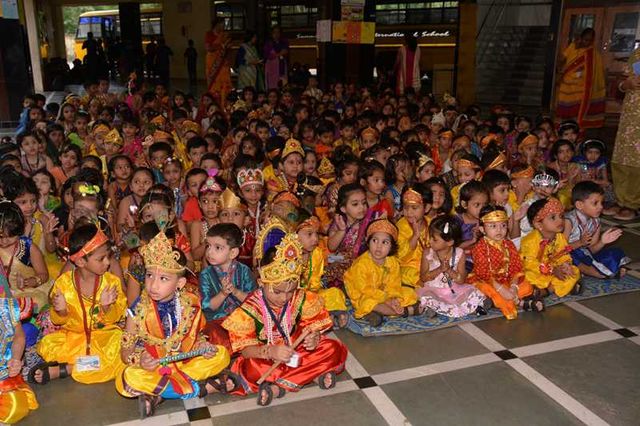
left=419, top=215, right=489, bottom=318
left=469, top=206, right=543, bottom=319
left=222, top=234, right=348, bottom=406
left=200, top=223, right=257, bottom=353
left=0, top=296, right=39, bottom=424
left=117, top=228, right=236, bottom=418
left=32, top=223, right=127, bottom=385
left=344, top=219, right=421, bottom=327
left=563, top=181, right=629, bottom=279
left=296, top=214, right=349, bottom=328
left=521, top=198, right=581, bottom=298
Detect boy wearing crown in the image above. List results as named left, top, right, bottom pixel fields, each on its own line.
left=223, top=234, right=348, bottom=406
left=116, top=229, right=235, bottom=418
left=217, top=187, right=255, bottom=267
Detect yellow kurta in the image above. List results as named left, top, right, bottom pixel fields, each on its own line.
left=302, top=246, right=347, bottom=312
left=37, top=271, right=126, bottom=384
left=450, top=183, right=462, bottom=214
left=520, top=230, right=580, bottom=297
left=344, top=252, right=417, bottom=318
left=397, top=217, right=429, bottom=288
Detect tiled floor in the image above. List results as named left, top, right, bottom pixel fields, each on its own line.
left=19, top=217, right=640, bottom=426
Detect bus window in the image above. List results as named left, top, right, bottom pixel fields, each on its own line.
left=141, top=15, right=163, bottom=36
left=76, top=16, right=103, bottom=39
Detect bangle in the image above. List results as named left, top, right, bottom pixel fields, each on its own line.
left=126, top=352, right=141, bottom=366
left=121, top=331, right=137, bottom=350
left=618, top=81, right=628, bottom=93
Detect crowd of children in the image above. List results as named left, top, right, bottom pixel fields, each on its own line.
left=0, top=79, right=630, bottom=423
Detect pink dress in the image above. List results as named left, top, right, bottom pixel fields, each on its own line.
left=418, top=247, right=486, bottom=318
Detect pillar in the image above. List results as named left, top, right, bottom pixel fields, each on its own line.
left=119, top=2, right=143, bottom=78
left=23, top=0, right=44, bottom=92
left=51, top=4, right=67, bottom=59
left=455, top=0, right=476, bottom=106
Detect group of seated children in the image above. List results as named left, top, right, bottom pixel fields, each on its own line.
left=0, top=83, right=631, bottom=423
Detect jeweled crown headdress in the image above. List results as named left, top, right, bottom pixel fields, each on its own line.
left=531, top=172, right=558, bottom=188
left=219, top=187, right=246, bottom=211
left=259, top=233, right=303, bottom=286
left=139, top=230, right=185, bottom=274
left=237, top=168, right=264, bottom=189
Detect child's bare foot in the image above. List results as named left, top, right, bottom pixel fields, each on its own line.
left=29, top=362, right=69, bottom=385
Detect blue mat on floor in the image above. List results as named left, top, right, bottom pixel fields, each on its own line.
left=346, top=274, right=640, bottom=337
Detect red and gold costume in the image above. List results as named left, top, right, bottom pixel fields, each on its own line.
left=469, top=237, right=533, bottom=320
left=223, top=234, right=347, bottom=394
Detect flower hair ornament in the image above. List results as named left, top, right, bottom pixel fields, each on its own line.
left=443, top=221, right=450, bottom=235
left=531, top=172, right=558, bottom=188
left=259, top=233, right=304, bottom=287
left=200, top=168, right=223, bottom=194
left=78, top=183, right=101, bottom=197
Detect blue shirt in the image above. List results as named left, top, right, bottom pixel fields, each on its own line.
left=199, top=261, right=256, bottom=321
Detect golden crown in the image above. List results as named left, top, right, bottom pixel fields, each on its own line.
left=105, top=128, right=123, bottom=146
left=181, top=120, right=201, bottom=135
left=317, top=156, right=335, bottom=177
left=219, top=187, right=246, bottom=211
left=237, top=168, right=264, bottom=189
left=139, top=231, right=185, bottom=274
left=92, top=124, right=110, bottom=135
left=281, top=138, right=305, bottom=159
left=259, top=233, right=303, bottom=286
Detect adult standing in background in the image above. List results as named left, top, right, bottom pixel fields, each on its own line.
left=555, top=28, right=606, bottom=129
left=611, top=47, right=640, bottom=220
left=236, top=31, right=263, bottom=90
left=205, top=19, right=232, bottom=104
left=264, top=26, right=289, bottom=90
left=395, top=33, right=421, bottom=95
left=155, top=38, right=173, bottom=87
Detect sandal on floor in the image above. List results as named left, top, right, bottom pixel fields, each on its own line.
left=424, top=307, right=437, bottom=319
left=28, top=361, right=68, bottom=385
left=138, top=394, right=162, bottom=419
left=475, top=306, right=488, bottom=316
left=613, top=208, right=638, bottom=221
left=521, top=298, right=545, bottom=313
left=533, top=288, right=549, bottom=299
left=257, top=382, right=274, bottom=406
left=363, top=312, right=383, bottom=327
left=207, top=370, right=241, bottom=394
left=403, top=302, right=423, bottom=317
left=318, top=371, right=337, bottom=390
left=482, top=298, right=494, bottom=311
left=571, top=281, right=583, bottom=295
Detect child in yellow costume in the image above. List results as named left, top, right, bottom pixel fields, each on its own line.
left=296, top=215, right=348, bottom=328
left=32, top=223, right=127, bottom=385
left=397, top=185, right=432, bottom=288
left=1, top=297, right=38, bottom=424
left=521, top=198, right=581, bottom=297
left=344, top=219, right=420, bottom=327
left=116, top=228, right=235, bottom=419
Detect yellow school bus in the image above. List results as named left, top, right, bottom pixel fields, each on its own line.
left=73, top=7, right=163, bottom=60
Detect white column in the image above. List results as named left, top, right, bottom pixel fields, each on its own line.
left=23, top=0, right=44, bottom=93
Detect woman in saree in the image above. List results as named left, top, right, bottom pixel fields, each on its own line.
left=611, top=47, right=640, bottom=221
left=555, top=28, right=606, bottom=129
left=237, top=31, right=263, bottom=90
left=205, top=19, right=233, bottom=105
left=264, top=26, right=289, bottom=90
